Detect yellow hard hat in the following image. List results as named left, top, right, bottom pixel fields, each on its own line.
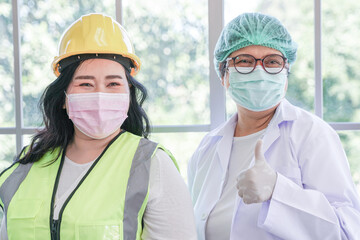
left=52, top=13, right=141, bottom=76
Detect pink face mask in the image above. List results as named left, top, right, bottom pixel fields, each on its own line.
left=66, top=92, right=129, bottom=139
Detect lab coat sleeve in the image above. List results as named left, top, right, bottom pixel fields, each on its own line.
left=258, top=122, right=360, bottom=239
left=187, top=134, right=214, bottom=204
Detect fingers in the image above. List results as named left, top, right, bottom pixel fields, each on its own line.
left=243, top=194, right=258, bottom=204
left=236, top=139, right=271, bottom=204
left=254, top=139, right=264, bottom=163
left=237, top=187, right=244, bottom=198
left=237, top=173, right=246, bottom=198
left=239, top=189, right=260, bottom=204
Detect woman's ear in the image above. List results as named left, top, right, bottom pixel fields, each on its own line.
left=221, top=70, right=230, bottom=89
left=63, top=91, right=68, bottom=109
left=219, top=62, right=228, bottom=88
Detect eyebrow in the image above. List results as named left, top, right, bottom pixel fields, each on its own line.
left=73, top=75, right=123, bottom=80
left=105, top=75, right=123, bottom=80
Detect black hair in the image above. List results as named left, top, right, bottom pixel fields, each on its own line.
left=122, top=70, right=150, bottom=137
left=18, top=61, right=150, bottom=164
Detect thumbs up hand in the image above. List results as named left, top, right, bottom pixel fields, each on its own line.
left=236, top=139, right=277, bottom=204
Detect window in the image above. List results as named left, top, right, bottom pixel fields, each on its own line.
left=0, top=0, right=359, bottom=193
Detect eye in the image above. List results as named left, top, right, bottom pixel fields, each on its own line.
left=79, top=83, right=93, bottom=87
left=270, top=60, right=280, bottom=64
left=236, top=57, right=252, bottom=63
left=107, top=82, right=121, bottom=87
left=234, top=56, right=254, bottom=66
left=264, top=55, right=284, bottom=67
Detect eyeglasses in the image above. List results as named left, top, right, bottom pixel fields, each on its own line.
left=225, top=54, right=288, bottom=74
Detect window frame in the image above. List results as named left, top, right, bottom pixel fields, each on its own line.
left=1, top=0, right=359, bottom=156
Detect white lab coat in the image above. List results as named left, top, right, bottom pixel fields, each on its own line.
left=188, top=99, right=360, bottom=240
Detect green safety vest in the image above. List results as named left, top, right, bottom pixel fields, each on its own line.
left=0, top=131, right=178, bottom=240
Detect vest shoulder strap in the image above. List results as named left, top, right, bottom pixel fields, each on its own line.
left=0, top=163, right=33, bottom=213
left=156, top=143, right=179, bottom=171
left=0, top=145, right=30, bottom=209
left=123, top=138, right=157, bottom=240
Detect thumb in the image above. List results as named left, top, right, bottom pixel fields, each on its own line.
left=254, top=139, right=265, bottom=162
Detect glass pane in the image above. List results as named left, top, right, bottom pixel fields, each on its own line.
left=0, top=135, right=16, bottom=172
left=338, top=131, right=360, bottom=193
left=20, top=0, right=115, bottom=127
left=224, top=0, right=315, bottom=118
left=149, top=132, right=207, bottom=182
left=23, top=134, right=33, bottom=147
left=0, top=0, right=15, bottom=127
left=0, top=135, right=15, bottom=221
left=123, top=0, right=210, bottom=125
left=0, top=134, right=15, bottom=222
left=323, top=0, right=360, bottom=122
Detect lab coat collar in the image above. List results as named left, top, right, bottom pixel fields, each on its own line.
left=270, top=98, right=298, bottom=125
left=207, top=114, right=237, bottom=138
left=210, top=115, right=237, bottom=173
left=208, top=98, right=298, bottom=159
left=208, top=98, right=298, bottom=138
left=262, top=98, right=298, bottom=152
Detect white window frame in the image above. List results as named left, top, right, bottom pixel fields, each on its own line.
left=1, top=0, right=359, bottom=156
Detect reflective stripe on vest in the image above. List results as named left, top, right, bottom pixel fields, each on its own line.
left=123, top=138, right=157, bottom=240
left=0, top=132, right=170, bottom=240
left=0, top=163, right=33, bottom=240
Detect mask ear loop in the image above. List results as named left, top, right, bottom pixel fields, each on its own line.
left=63, top=91, right=68, bottom=110
left=223, top=61, right=230, bottom=86
left=285, top=63, right=291, bottom=77
left=224, top=69, right=229, bottom=85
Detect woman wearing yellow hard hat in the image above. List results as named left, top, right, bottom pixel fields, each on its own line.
left=0, top=13, right=196, bottom=240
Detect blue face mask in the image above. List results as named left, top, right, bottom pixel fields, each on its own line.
left=227, top=66, right=287, bottom=112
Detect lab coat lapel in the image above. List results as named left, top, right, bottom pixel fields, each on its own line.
left=262, top=99, right=298, bottom=154
left=214, top=114, right=238, bottom=174
left=262, top=125, right=279, bottom=154
left=197, top=115, right=237, bottom=217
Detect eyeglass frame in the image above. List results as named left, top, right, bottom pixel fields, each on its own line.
left=222, top=54, right=289, bottom=75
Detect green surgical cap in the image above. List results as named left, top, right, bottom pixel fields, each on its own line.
left=214, top=12, right=298, bottom=78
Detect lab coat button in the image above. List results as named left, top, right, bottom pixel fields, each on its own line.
left=201, top=213, right=207, bottom=220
